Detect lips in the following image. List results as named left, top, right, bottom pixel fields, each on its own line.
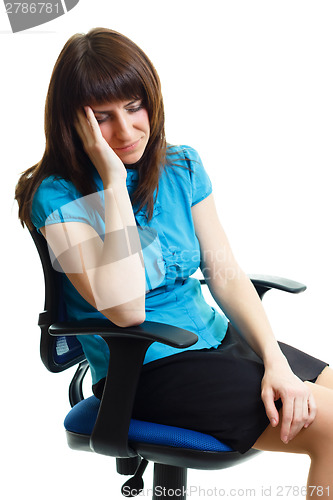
left=113, top=139, right=141, bottom=152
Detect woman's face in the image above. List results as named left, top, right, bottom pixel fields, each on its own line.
left=91, top=99, right=150, bottom=165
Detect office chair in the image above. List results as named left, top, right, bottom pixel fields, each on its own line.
left=30, top=228, right=307, bottom=499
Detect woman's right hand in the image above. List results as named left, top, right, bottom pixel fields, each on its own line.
left=75, top=106, right=127, bottom=186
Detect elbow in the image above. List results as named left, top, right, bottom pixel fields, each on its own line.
left=111, top=296, right=146, bottom=327
left=113, top=312, right=146, bottom=328
left=100, top=304, right=146, bottom=328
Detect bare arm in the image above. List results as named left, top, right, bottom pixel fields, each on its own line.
left=41, top=106, right=145, bottom=327
left=191, top=193, right=316, bottom=443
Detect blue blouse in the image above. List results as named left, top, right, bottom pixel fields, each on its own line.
left=31, top=145, right=229, bottom=385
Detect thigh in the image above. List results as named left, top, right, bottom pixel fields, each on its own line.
left=315, top=366, right=333, bottom=389
left=133, top=346, right=271, bottom=454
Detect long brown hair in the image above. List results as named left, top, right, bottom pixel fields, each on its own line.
left=15, top=27, right=168, bottom=229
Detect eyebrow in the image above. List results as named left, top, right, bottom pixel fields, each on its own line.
left=91, top=99, right=141, bottom=114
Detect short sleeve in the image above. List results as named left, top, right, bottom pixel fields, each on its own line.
left=31, top=176, right=103, bottom=233
left=182, top=146, right=213, bottom=206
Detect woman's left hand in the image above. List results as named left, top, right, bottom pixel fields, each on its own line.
left=261, top=363, right=317, bottom=444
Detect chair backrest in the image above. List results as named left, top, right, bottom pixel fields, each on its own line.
left=30, top=228, right=86, bottom=373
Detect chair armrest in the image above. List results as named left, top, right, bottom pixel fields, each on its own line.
left=200, top=275, right=306, bottom=299
left=50, top=320, right=198, bottom=458
left=248, top=274, right=307, bottom=299
left=49, top=319, right=198, bottom=348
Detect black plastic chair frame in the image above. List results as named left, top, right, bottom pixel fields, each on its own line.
left=30, top=228, right=307, bottom=499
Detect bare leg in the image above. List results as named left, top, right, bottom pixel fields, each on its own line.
left=253, top=380, right=333, bottom=499
left=314, top=365, right=333, bottom=390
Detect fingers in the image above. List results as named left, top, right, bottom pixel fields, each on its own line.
left=82, top=106, right=94, bottom=120
left=262, top=378, right=317, bottom=445
left=81, top=106, right=100, bottom=133
left=305, top=392, right=317, bottom=428
left=280, top=391, right=317, bottom=444
left=75, top=106, right=104, bottom=152
left=280, top=397, right=294, bottom=443
left=261, top=387, right=280, bottom=428
left=74, top=107, right=88, bottom=142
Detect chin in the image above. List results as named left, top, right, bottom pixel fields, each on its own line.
left=119, top=150, right=145, bottom=166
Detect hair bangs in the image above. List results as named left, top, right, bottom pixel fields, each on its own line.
left=74, top=55, right=146, bottom=109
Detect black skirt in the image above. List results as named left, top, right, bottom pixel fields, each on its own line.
left=93, top=324, right=328, bottom=454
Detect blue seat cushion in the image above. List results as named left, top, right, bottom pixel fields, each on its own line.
left=64, top=396, right=233, bottom=452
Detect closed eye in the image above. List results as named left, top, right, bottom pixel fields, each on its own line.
left=94, top=113, right=109, bottom=124
left=127, top=106, right=142, bottom=113
left=92, top=100, right=144, bottom=123
left=125, top=101, right=144, bottom=113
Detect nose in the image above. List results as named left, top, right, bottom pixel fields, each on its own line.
left=114, top=111, right=132, bottom=141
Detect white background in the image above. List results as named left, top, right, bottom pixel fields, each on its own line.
left=1, top=1, right=333, bottom=498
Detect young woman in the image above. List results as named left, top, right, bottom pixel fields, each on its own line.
left=15, top=27, right=333, bottom=497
